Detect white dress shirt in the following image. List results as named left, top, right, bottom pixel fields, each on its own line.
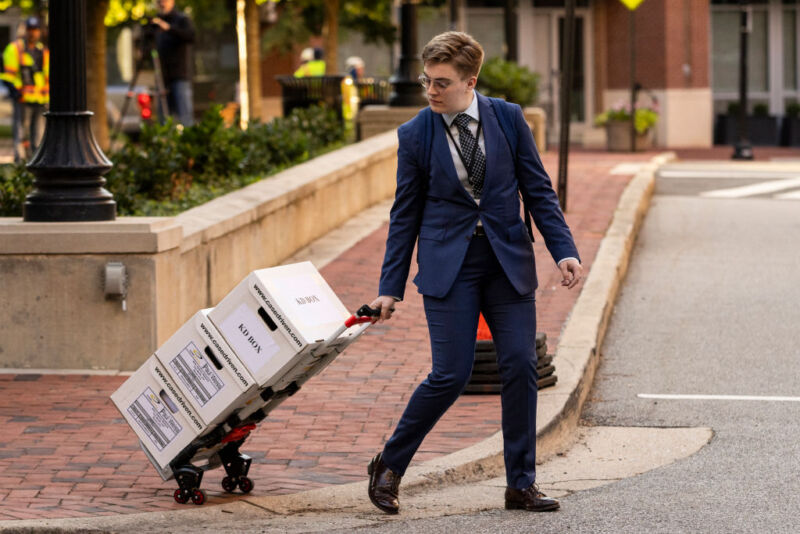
left=442, top=92, right=576, bottom=267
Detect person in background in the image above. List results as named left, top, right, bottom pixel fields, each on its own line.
left=294, top=47, right=325, bottom=77
left=1, top=16, right=49, bottom=163
left=345, top=56, right=365, bottom=80
left=341, top=56, right=365, bottom=122
left=152, top=0, right=195, bottom=126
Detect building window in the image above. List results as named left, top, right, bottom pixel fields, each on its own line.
left=711, top=7, right=769, bottom=94
left=783, top=7, right=797, bottom=91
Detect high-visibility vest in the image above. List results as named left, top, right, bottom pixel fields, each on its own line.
left=293, top=59, right=326, bottom=78
left=1, top=39, right=49, bottom=105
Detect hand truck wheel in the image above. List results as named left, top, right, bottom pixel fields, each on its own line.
left=191, top=488, right=206, bottom=505
left=173, top=488, right=190, bottom=504
left=221, top=476, right=238, bottom=493
left=238, top=476, right=254, bottom=494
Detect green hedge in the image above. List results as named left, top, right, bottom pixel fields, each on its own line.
left=0, top=105, right=344, bottom=217
left=477, top=57, right=540, bottom=108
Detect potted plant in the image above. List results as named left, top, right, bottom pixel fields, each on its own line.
left=476, top=57, right=540, bottom=107
left=749, top=103, right=779, bottom=145
left=781, top=101, right=800, bottom=146
left=716, top=102, right=779, bottom=146
left=477, top=58, right=547, bottom=150
left=594, top=100, right=659, bottom=152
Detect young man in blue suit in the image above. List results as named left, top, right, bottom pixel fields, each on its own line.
left=367, top=31, right=583, bottom=514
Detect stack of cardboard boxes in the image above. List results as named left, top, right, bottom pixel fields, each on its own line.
left=111, top=262, right=371, bottom=503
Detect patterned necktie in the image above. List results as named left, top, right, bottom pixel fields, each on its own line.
left=453, top=113, right=486, bottom=198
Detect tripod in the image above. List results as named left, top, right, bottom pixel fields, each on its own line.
left=111, top=23, right=170, bottom=147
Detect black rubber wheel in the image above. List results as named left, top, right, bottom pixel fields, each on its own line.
left=173, top=488, right=189, bottom=504
left=238, top=476, right=254, bottom=494
left=221, top=476, right=238, bottom=493
left=191, top=488, right=206, bottom=505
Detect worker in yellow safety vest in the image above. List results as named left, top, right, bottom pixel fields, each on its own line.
left=1, top=17, right=49, bottom=163
left=294, top=47, right=326, bottom=78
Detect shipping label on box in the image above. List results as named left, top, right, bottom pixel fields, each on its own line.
left=111, top=356, right=205, bottom=473
left=155, top=310, right=256, bottom=428
left=127, top=386, right=184, bottom=451
left=151, top=360, right=206, bottom=435
left=167, top=342, right=225, bottom=407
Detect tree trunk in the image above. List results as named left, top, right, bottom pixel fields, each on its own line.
left=323, top=0, right=339, bottom=75
left=245, top=0, right=262, bottom=121
left=86, top=0, right=109, bottom=151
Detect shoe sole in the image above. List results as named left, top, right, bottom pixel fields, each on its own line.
left=368, top=455, right=399, bottom=515
left=505, top=501, right=560, bottom=512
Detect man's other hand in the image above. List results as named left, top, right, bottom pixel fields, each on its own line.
left=369, top=295, right=397, bottom=322
left=559, top=259, right=583, bottom=289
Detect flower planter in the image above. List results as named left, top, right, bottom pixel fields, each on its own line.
left=605, top=121, right=653, bottom=152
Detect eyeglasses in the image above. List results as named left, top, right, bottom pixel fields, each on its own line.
left=418, top=74, right=455, bottom=91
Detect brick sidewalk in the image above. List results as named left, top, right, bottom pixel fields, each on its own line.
left=0, top=151, right=654, bottom=520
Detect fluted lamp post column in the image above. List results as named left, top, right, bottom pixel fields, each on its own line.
left=24, top=0, right=116, bottom=222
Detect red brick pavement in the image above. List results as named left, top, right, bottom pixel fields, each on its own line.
left=0, top=151, right=656, bottom=520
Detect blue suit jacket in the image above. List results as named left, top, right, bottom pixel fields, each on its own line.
left=378, top=93, right=580, bottom=300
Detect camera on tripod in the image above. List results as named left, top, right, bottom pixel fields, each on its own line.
left=110, top=16, right=169, bottom=144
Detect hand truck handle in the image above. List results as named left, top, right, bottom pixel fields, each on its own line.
left=344, top=304, right=381, bottom=328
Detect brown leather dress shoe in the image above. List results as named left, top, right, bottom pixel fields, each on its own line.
left=505, top=483, right=560, bottom=512
left=367, top=452, right=401, bottom=514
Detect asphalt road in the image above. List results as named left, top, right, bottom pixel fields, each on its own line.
left=340, top=170, right=800, bottom=533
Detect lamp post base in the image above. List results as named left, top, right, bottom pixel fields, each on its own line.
left=23, top=111, right=116, bottom=222
left=731, top=141, right=754, bottom=160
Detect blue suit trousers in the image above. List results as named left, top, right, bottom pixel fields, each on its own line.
left=381, top=234, right=539, bottom=490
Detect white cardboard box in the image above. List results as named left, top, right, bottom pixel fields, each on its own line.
left=111, top=356, right=206, bottom=474
left=207, top=262, right=352, bottom=388
left=154, top=309, right=256, bottom=428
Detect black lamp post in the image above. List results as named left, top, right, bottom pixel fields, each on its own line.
left=504, top=0, right=518, bottom=62
left=732, top=0, right=753, bottom=160
left=389, top=0, right=427, bottom=107
left=556, top=0, right=576, bottom=212
left=24, top=0, right=116, bottom=222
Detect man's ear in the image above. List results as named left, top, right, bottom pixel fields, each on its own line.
left=466, top=76, right=477, bottom=90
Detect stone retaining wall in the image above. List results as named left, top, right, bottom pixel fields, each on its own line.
left=0, top=130, right=398, bottom=370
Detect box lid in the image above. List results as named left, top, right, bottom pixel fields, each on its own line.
left=247, top=262, right=350, bottom=347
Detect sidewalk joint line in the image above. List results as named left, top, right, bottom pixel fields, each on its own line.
left=638, top=393, right=800, bottom=402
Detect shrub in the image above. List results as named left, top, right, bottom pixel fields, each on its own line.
left=0, top=163, right=34, bottom=216
left=0, top=105, right=345, bottom=217
left=753, top=103, right=770, bottom=117
left=594, top=100, right=659, bottom=134
left=477, top=57, right=540, bottom=107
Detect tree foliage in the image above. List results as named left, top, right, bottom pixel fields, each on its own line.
left=0, top=0, right=45, bottom=14
left=262, top=0, right=395, bottom=56
left=104, top=0, right=238, bottom=31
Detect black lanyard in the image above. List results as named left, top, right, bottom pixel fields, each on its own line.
left=442, top=115, right=483, bottom=179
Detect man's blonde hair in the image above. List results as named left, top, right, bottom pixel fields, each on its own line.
left=421, top=31, right=484, bottom=79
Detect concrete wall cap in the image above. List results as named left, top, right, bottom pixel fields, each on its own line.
left=0, top=217, right=183, bottom=254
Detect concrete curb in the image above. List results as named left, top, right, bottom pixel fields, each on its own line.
left=0, top=152, right=675, bottom=533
